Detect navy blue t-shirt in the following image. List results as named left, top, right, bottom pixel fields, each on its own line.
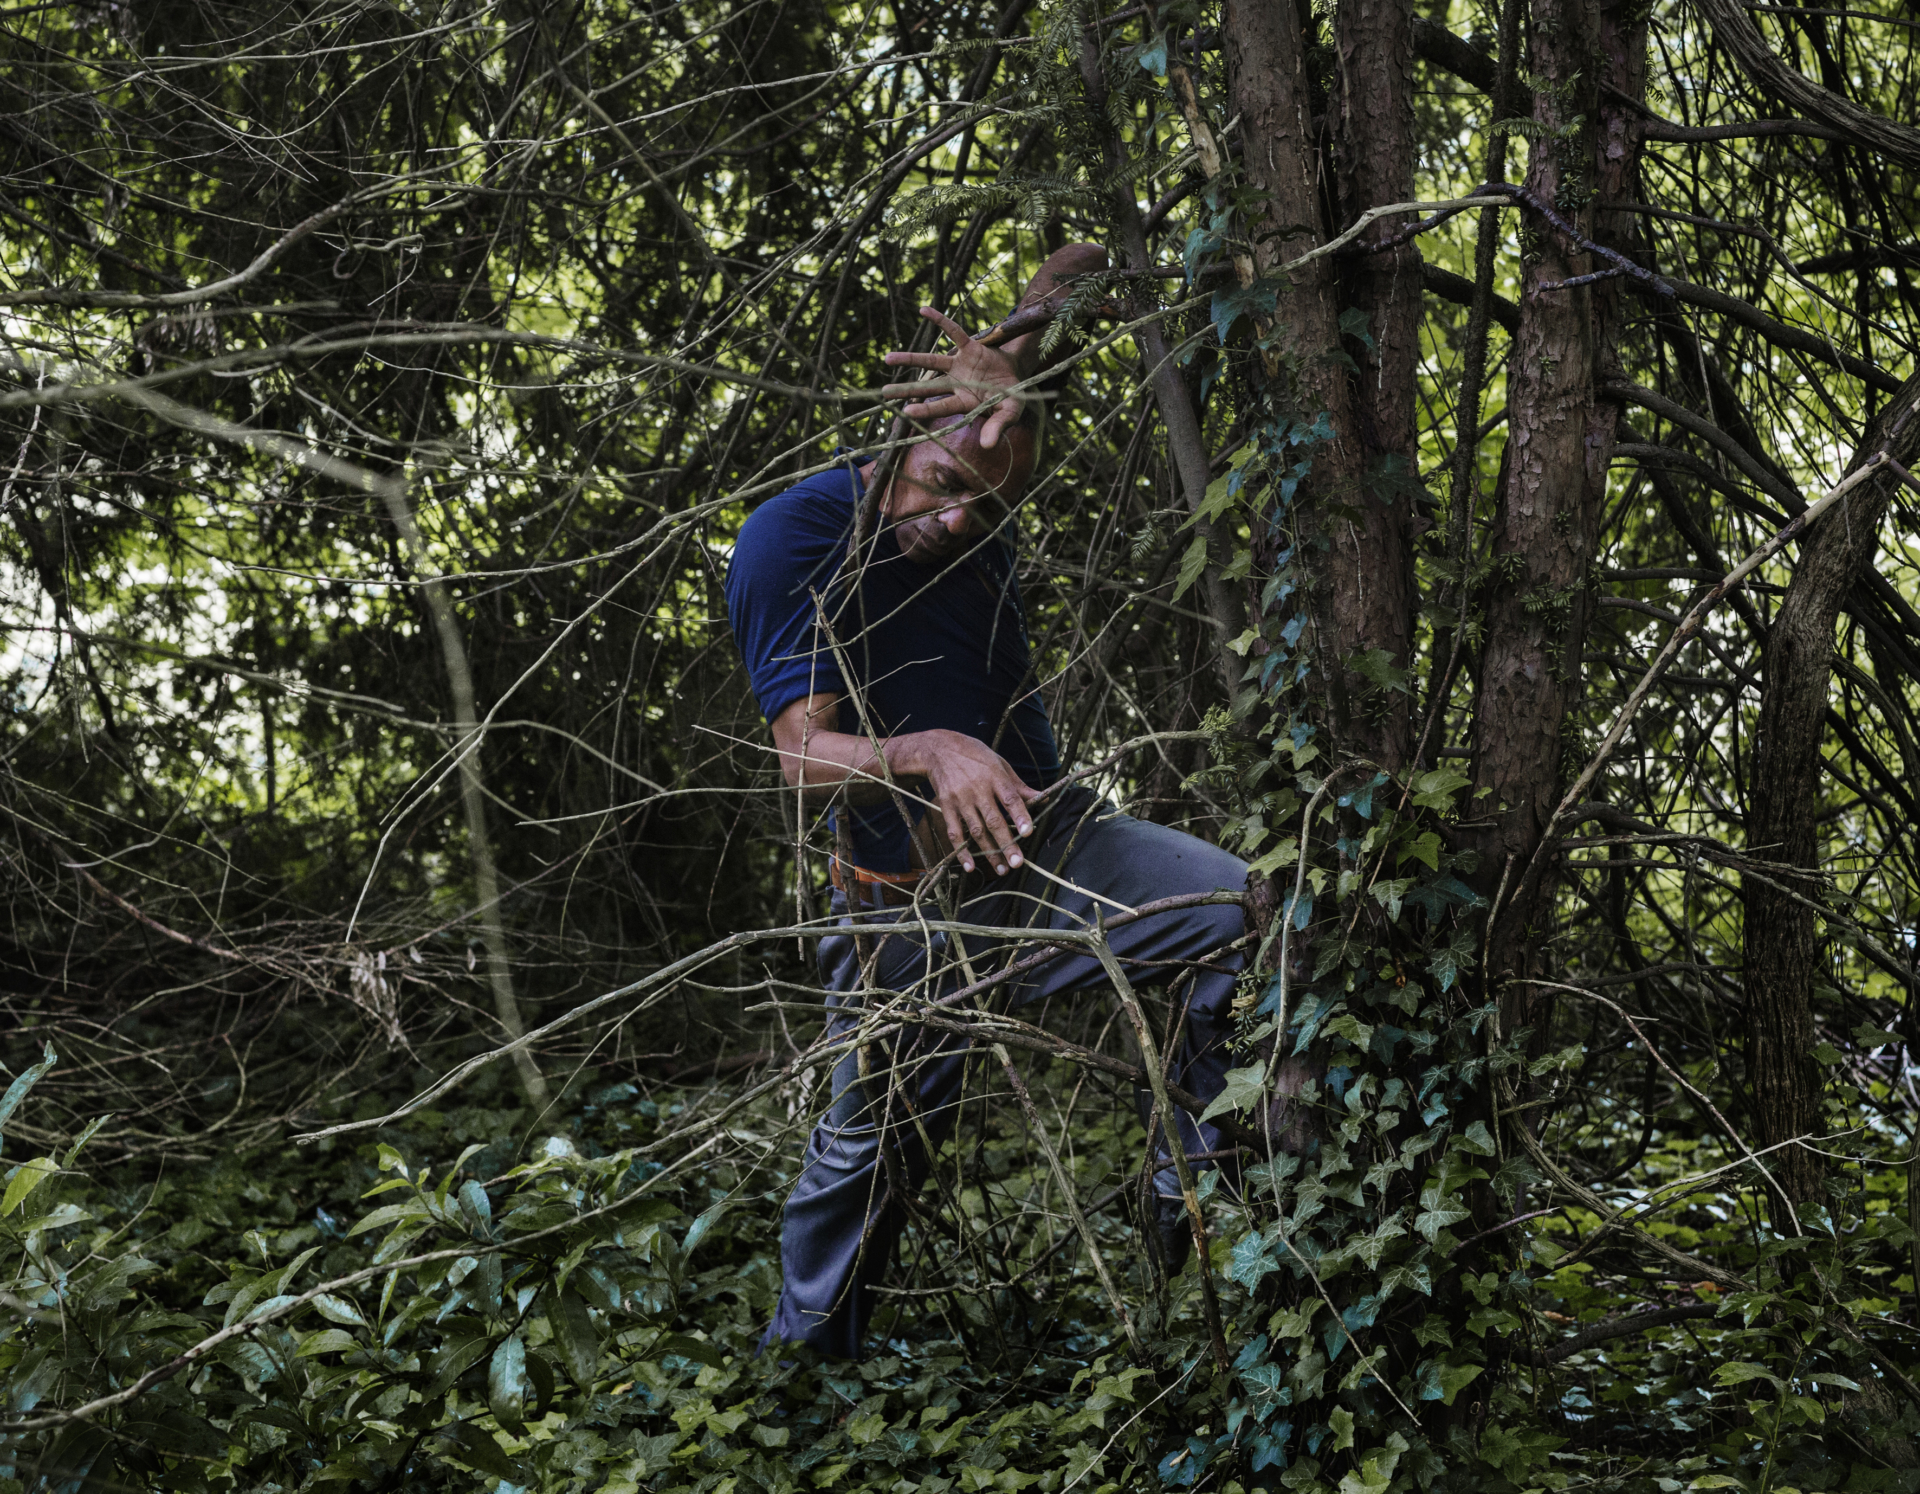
left=725, top=461, right=1061, bottom=872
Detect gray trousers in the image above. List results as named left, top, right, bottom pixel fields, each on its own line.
left=767, top=788, right=1251, bottom=1357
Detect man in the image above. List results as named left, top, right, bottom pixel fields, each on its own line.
left=725, top=244, right=1251, bottom=1358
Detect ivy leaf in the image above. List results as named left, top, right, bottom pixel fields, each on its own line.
left=1415, top=1358, right=1484, bottom=1404
left=1211, top=279, right=1277, bottom=343
left=1415, top=1200, right=1472, bottom=1243
left=1398, top=831, right=1443, bottom=871
left=1371, top=877, right=1414, bottom=920
left=1173, top=532, right=1210, bottom=600
left=1248, top=1422, right=1293, bottom=1472
left=1247, top=837, right=1300, bottom=879
left=1428, top=928, right=1476, bottom=992
left=1409, top=767, right=1473, bottom=809
left=1201, top=1061, right=1266, bottom=1123
left=1338, top=305, right=1376, bottom=352
left=1184, top=224, right=1224, bottom=282
left=1403, top=873, right=1482, bottom=919
left=1338, top=1453, right=1396, bottom=1494
left=631, top=1432, right=684, bottom=1476
left=1226, top=1228, right=1281, bottom=1290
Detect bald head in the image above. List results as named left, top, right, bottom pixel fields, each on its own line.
left=882, top=416, right=1037, bottom=565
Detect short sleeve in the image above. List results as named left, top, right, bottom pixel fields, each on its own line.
left=724, top=471, right=860, bottom=724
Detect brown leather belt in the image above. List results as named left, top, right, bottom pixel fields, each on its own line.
left=829, top=856, right=928, bottom=909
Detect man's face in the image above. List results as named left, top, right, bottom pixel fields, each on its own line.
left=881, top=420, right=1035, bottom=566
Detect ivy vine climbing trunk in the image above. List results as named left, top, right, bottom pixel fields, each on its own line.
left=1330, top=0, right=1420, bottom=773
left=1225, top=0, right=1419, bottom=772
left=1466, top=0, right=1644, bottom=1036
left=1744, top=377, right=1920, bottom=1207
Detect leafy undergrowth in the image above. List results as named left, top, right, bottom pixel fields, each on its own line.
left=1, top=1041, right=1918, bottom=1494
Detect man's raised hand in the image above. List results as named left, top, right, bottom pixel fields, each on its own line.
left=881, top=307, right=1031, bottom=452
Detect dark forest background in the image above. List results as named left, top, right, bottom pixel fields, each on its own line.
left=2, top=0, right=1920, bottom=1489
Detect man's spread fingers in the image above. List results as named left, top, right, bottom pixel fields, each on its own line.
left=904, top=395, right=970, bottom=420
left=919, top=306, right=971, bottom=344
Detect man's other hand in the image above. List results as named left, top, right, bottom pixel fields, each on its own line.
left=768, top=696, right=1038, bottom=876
left=890, top=728, right=1040, bottom=876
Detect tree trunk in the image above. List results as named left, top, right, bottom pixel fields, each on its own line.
left=1467, top=0, right=1643, bottom=1030
left=1744, top=376, right=1920, bottom=1206
left=1225, top=0, right=1418, bottom=772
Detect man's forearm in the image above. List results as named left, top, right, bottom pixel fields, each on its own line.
left=777, top=726, right=944, bottom=806
left=1000, top=242, right=1108, bottom=380
left=777, top=725, right=893, bottom=805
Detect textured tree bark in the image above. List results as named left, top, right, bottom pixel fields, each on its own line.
left=1467, top=0, right=1643, bottom=1026
left=1745, top=376, right=1920, bottom=1205
left=1224, top=0, right=1418, bottom=771
left=1329, top=0, right=1419, bottom=770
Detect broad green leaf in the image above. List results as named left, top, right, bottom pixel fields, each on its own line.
left=682, top=1199, right=731, bottom=1257
left=311, top=1293, right=367, bottom=1329
left=346, top=1200, right=430, bottom=1236
left=1712, top=1361, right=1780, bottom=1389
left=435, top=1422, right=521, bottom=1482
left=549, top=1286, right=601, bottom=1388
left=0, top=1044, right=57, bottom=1142
left=294, top=1328, right=359, bottom=1358
left=456, top=1179, right=492, bottom=1236
left=3, top=1156, right=58, bottom=1216
left=652, top=1331, right=726, bottom=1369
left=1789, top=1393, right=1826, bottom=1423
left=60, top=1115, right=110, bottom=1169
left=488, top=1332, right=531, bottom=1431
